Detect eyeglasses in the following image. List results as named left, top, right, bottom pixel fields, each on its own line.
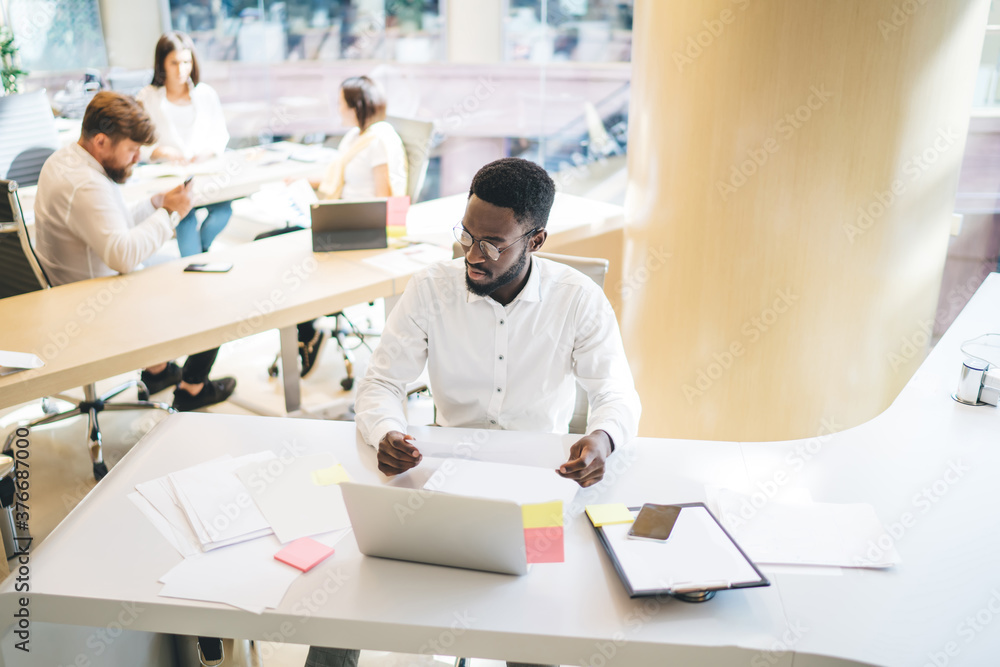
left=453, top=224, right=539, bottom=261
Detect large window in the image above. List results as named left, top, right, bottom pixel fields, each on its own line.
left=167, top=0, right=445, bottom=63
left=6, top=0, right=107, bottom=71
left=504, top=0, right=632, bottom=63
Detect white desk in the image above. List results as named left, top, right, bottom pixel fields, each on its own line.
left=1, top=277, right=999, bottom=666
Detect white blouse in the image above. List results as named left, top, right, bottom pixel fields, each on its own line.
left=337, top=121, right=408, bottom=199
left=136, top=81, right=230, bottom=161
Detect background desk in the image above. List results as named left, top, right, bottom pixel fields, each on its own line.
left=2, top=277, right=999, bottom=666
left=15, top=144, right=328, bottom=214
left=0, top=192, right=624, bottom=414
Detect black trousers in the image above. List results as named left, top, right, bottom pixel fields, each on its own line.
left=180, top=348, right=218, bottom=384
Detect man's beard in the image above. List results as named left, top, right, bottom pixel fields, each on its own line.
left=103, top=161, right=134, bottom=185
left=465, top=247, right=529, bottom=297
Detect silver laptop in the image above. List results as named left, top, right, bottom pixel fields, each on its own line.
left=340, top=482, right=529, bottom=575
left=310, top=199, right=388, bottom=252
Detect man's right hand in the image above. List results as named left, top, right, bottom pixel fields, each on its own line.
left=377, top=431, right=421, bottom=476
left=158, top=182, right=194, bottom=222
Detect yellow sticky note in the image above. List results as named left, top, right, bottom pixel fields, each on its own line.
left=522, top=501, right=563, bottom=529
left=585, top=504, right=634, bottom=527
left=311, top=464, right=351, bottom=486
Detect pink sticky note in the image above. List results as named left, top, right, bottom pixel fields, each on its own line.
left=386, top=195, right=410, bottom=228
left=524, top=526, right=564, bottom=563
left=274, top=537, right=335, bottom=572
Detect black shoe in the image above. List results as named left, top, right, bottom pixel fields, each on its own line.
left=140, top=362, right=182, bottom=398
left=299, top=330, right=328, bottom=379
left=172, top=377, right=237, bottom=412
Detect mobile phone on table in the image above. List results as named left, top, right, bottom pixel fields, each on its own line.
left=626, top=504, right=681, bottom=542
left=184, top=262, right=232, bottom=273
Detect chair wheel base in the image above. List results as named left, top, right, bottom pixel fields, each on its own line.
left=93, top=462, right=108, bottom=481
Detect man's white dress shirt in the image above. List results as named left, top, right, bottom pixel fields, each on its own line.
left=355, top=255, right=642, bottom=448
left=33, top=143, right=174, bottom=286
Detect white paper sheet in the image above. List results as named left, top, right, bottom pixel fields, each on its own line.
left=422, top=458, right=580, bottom=508
left=603, top=507, right=763, bottom=593
left=360, top=244, right=452, bottom=277
left=158, top=535, right=299, bottom=613
left=412, top=438, right=569, bottom=469
left=234, top=453, right=352, bottom=544
left=715, top=488, right=900, bottom=568
left=128, top=492, right=198, bottom=558
left=158, top=529, right=352, bottom=613
left=167, top=452, right=275, bottom=549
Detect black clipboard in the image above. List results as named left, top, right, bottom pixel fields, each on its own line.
left=592, top=502, right=770, bottom=602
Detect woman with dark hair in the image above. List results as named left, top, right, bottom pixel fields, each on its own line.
left=294, top=75, right=408, bottom=378
left=137, top=31, right=233, bottom=258
left=314, top=75, right=408, bottom=201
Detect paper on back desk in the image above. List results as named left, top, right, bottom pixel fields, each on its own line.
left=233, top=452, right=352, bottom=544
left=715, top=488, right=901, bottom=568
left=168, top=452, right=275, bottom=548
left=422, top=458, right=579, bottom=508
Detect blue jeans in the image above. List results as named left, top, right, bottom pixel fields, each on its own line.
left=304, top=647, right=554, bottom=667
left=176, top=201, right=233, bottom=257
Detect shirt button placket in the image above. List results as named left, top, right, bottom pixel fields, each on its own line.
left=488, top=305, right=508, bottom=427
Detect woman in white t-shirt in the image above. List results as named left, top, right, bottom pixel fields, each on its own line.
left=295, top=76, right=409, bottom=378
left=313, top=75, right=408, bottom=201
left=137, top=32, right=232, bottom=258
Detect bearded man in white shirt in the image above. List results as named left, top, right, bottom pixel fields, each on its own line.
left=306, top=159, right=641, bottom=667
left=34, top=91, right=236, bottom=411
left=356, top=157, right=641, bottom=487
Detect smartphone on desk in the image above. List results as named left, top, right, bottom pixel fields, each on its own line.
left=184, top=262, right=232, bottom=273
left=626, top=504, right=681, bottom=542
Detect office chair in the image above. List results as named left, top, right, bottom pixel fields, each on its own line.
left=441, top=243, right=610, bottom=434
left=0, top=179, right=174, bottom=481
left=385, top=115, right=436, bottom=203
left=0, top=89, right=60, bottom=186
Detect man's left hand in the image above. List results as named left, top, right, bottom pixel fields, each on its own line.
left=558, top=430, right=613, bottom=488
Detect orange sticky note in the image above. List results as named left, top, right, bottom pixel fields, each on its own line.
left=522, top=501, right=563, bottom=529
left=274, top=537, right=335, bottom=572
left=524, top=525, right=564, bottom=563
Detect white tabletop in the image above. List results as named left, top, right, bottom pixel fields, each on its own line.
left=3, top=266, right=998, bottom=666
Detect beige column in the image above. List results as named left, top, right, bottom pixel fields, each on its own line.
left=98, top=0, right=165, bottom=68
left=623, top=0, right=990, bottom=441
left=448, top=0, right=503, bottom=63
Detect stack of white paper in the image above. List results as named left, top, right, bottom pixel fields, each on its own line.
left=714, top=488, right=901, bottom=568
left=167, top=453, right=275, bottom=551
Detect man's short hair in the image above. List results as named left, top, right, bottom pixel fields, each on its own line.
left=81, top=92, right=157, bottom=145
left=469, top=158, right=556, bottom=230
